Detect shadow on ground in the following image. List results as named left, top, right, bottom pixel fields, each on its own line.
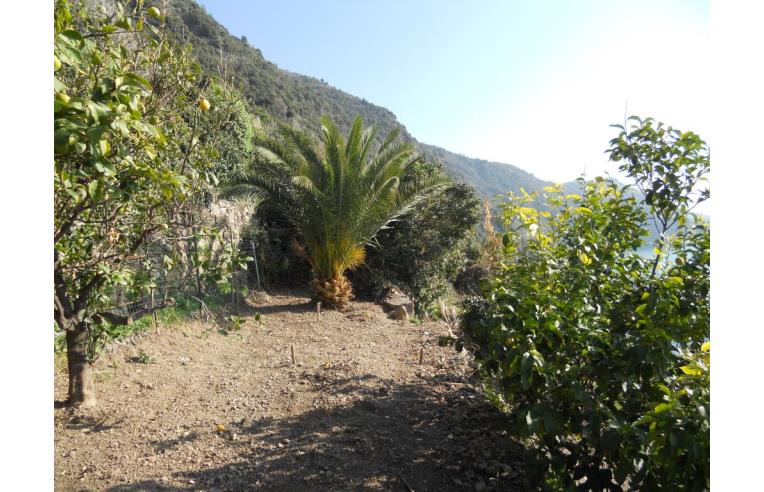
left=61, top=413, right=125, bottom=434
left=106, top=374, right=527, bottom=491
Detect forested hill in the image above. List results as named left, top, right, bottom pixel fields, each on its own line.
left=418, top=144, right=549, bottom=199
left=165, top=0, right=552, bottom=202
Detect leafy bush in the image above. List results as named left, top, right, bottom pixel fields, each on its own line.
left=248, top=202, right=313, bottom=287
left=357, top=160, right=480, bottom=314
left=461, top=117, right=709, bottom=490
left=203, top=82, right=257, bottom=184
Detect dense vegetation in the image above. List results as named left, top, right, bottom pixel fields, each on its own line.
left=359, top=159, right=481, bottom=315
left=53, top=0, right=249, bottom=405
left=239, top=116, right=448, bottom=308
left=458, top=117, right=709, bottom=490
left=53, top=2, right=710, bottom=489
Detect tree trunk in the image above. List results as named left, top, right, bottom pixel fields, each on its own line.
left=312, top=274, right=353, bottom=310
left=66, top=324, right=96, bottom=407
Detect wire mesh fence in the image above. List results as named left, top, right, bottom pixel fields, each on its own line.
left=107, top=227, right=265, bottom=323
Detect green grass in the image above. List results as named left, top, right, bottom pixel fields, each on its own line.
left=131, top=292, right=226, bottom=330
left=54, top=292, right=231, bottom=355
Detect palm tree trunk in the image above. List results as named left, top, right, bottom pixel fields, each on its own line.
left=312, top=274, right=353, bottom=310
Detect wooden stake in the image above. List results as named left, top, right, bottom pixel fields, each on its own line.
left=316, top=302, right=322, bottom=322
left=290, top=345, right=295, bottom=365
left=192, top=220, right=203, bottom=317
left=419, top=347, right=424, bottom=365
left=151, top=288, right=158, bottom=329
left=229, top=231, right=237, bottom=309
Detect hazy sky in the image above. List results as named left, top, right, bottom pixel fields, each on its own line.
left=200, top=0, right=709, bottom=184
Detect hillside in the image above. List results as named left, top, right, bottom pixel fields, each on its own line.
left=418, top=144, right=549, bottom=201
left=165, top=0, right=552, bottom=202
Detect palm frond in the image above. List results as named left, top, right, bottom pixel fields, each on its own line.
left=242, top=116, right=447, bottom=282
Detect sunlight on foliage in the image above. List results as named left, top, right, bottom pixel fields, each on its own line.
left=459, top=117, right=710, bottom=490
left=240, top=116, right=448, bottom=308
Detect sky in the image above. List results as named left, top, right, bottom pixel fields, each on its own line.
left=200, top=0, right=710, bottom=186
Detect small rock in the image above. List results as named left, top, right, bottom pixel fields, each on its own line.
left=389, top=306, right=408, bottom=321
left=380, top=286, right=415, bottom=314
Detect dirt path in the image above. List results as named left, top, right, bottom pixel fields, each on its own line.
left=54, top=291, right=526, bottom=491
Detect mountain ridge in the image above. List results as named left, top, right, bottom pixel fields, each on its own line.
left=165, top=0, right=553, bottom=203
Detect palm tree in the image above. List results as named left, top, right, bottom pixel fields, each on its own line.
left=243, top=116, right=448, bottom=309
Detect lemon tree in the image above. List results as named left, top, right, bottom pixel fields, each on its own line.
left=54, top=0, right=233, bottom=406
left=460, top=118, right=710, bottom=490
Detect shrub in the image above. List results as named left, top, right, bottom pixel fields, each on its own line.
left=359, top=160, right=480, bottom=314
left=248, top=201, right=313, bottom=287
left=461, top=117, right=709, bottom=490
left=203, top=82, right=256, bottom=184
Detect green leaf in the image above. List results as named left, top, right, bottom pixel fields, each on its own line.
left=88, top=180, right=103, bottom=202
left=680, top=365, right=702, bottom=376
left=93, top=158, right=116, bottom=176
left=654, top=403, right=672, bottom=414
left=59, top=30, right=84, bottom=46
left=121, top=73, right=152, bottom=90
left=57, top=44, right=82, bottom=64
left=86, top=101, right=110, bottom=124
left=115, top=18, right=132, bottom=30
left=145, top=145, right=156, bottom=160
left=665, top=276, right=684, bottom=288
left=529, top=349, right=545, bottom=369
left=99, top=140, right=111, bottom=156
left=54, top=77, right=68, bottom=93
left=112, top=119, right=130, bottom=137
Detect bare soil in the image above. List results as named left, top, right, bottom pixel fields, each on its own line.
left=54, top=290, right=526, bottom=491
